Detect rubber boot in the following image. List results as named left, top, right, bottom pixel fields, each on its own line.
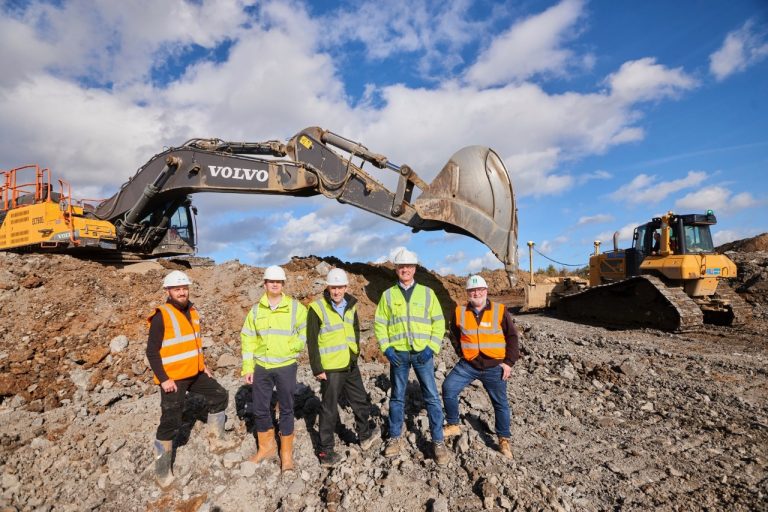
left=249, top=430, right=277, bottom=464
left=153, top=439, right=175, bottom=489
left=279, top=433, right=295, bottom=473
left=206, top=411, right=237, bottom=454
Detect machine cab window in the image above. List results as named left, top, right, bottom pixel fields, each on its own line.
left=683, top=224, right=714, bottom=253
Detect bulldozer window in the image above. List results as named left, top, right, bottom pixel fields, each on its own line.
left=684, top=225, right=714, bottom=253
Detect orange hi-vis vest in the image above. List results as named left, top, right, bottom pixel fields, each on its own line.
left=148, top=304, right=205, bottom=384
left=455, top=302, right=506, bottom=361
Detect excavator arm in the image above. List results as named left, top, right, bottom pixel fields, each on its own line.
left=90, top=127, right=518, bottom=281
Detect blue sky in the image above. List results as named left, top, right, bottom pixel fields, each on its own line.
left=1, top=0, right=766, bottom=276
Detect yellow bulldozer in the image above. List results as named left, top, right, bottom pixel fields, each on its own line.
left=555, top=210, right=750, bottom=331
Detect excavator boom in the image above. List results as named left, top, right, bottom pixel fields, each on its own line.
left=3, top=127, right=518, bottom=280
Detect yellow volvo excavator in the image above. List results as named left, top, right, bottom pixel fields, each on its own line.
left=557, top=211, right=750, bottom=331
left=0, top=127, right=518, bottom=282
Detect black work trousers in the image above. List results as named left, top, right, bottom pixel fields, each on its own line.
left=318, top=361, right=371, bottom=452
left=156, top=371, right=228, bottom=441
left=252, top=362, right=297, bottom=436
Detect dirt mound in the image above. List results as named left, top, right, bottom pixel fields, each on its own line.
left=717, top=232, right=768, bottom=253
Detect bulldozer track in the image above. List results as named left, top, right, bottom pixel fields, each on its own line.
left=710, top=286, right=753, bottom=326
left=557, top=274, right=704, bottom=332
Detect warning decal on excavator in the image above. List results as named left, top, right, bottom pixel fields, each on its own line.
left=299, top=135, right=313, bottom=149
left=705, top=268, right=721, bottom=275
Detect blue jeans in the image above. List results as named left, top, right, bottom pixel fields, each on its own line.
left=388, top=349, right=444, bottom=442
left=442, top=359, right=511, bottom=438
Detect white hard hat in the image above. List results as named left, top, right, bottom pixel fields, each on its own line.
left=263, top=265, right=286, bottom=281
left=326, top=268, right=349, bottom=286
left=392, top=248, right=418, bottom=265
left=163, top=270, right=192, bottom=288
left=466, top=275, right=488, bottom=290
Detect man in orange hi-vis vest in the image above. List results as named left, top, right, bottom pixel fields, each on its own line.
left=146, top=270, right=230, bottom=488
left=442, top=274, right=520, bottom=458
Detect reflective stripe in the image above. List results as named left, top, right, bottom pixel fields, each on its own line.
left=319, top=343, right=348, bottom=355
left=459, top=327, right=503, bottom=336
left=242, top=352, right=254, bottom=361
left=259, top=328, right=293, bottom=336
left=241, top=327, right=257, bottom=337
left=320, top=323, right=344, bottom=334
left=461, top=342, right=506, bottom=348
left=255, top=355, right=296, bottom=364
left=160, top=304, right=201, bottom=347
left=161, top=349, right=200, bottom=365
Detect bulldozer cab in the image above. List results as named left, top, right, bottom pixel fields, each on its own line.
left=636, top=212, right=716, bottom=257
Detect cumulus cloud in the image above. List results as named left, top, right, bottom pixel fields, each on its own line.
left=595, top=222, right=638, bottom=247
left=712, top=228, right=763, bottom=247
left=710, top=20, right=768, bottom=81
left=608, top=171, right=708, bottom=205
left=674, top=186, right=759, bottom=214
left=577, top=169, right=612, bottom=185
left=465, top=0, right=588, bottom=87
left=577, top=214, right=613, bottom=226
left=605, top=57, right=697, bottom=103
left=466, top=251, right=504, bottom=273
left=0, top=0, right=718, bottom=270
left=321, top=0, right=483, bottom=79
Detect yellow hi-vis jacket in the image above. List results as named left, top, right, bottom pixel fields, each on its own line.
left=455, top=302, right=507, bottom=361
left=240, top=293, right=307, bottom=373
left=374, top=283, right=444, bottom=354
left=148, top=304, right=204, bottom=384
left=308, top=298, right=358, bottom=371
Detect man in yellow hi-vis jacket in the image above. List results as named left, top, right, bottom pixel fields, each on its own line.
left=374, top=248, right=449, bottom=466
left=241, top=265, right=307, bottom=472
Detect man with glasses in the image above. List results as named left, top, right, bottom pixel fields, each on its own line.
left=442, top=274, right=520, bottom=458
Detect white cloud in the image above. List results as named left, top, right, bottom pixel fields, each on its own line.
left=577, top=214, right=613, bottom=226
left=577, top=169, right=612, bottom=185
left=605, top=57, right=697, bottom=103
left=321, top=0, right=482, bottom=79
left=465, top=0, right=587, bottom=87
left=0, top=0, right=715, bottom=271
left=674, top=186, right=758, bottom=214
left=710, top=20, right=768, bottom=81
left=608, top=171, right=708, bottom=205
left=595, top=222, right=638, bottom=248
left=466, top=251, right=503, bottom=273
left=712, top=228, right=763, bottom=247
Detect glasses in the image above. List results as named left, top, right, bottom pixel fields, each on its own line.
left=468, top=288, right=487, bottom=294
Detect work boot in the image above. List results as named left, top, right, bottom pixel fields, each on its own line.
left=249, top=430, right=277, bottom=464
left=498, top=436, right=512, bottom=458
left=443, top=424, right=461, bottom=438
left=433, top=442, right=450, bottom=466
left=279, top=433, right=295, bottom=473
left=153, top=439, right=175, bottom=488
left=206, top=411, right=237, bottom=454
left=384, top=437, right=403, bottom=458
left=359, top=426, right=380, bottom=451
left=317, top=450, right=342, bottom=467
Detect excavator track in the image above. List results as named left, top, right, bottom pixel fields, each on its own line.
left=556, top=275, right=704, bottom=332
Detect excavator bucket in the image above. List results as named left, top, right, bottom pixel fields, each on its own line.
left=413, top=146, right=518, bottom=284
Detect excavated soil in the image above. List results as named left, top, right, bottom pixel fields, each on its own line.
left=1, top=236, right=767, bottom=511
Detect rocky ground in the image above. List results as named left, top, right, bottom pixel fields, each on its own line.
left=1, top=234, right=767, bottom=511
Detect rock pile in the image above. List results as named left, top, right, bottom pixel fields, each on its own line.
left=1, top=233, right=767, bottom=511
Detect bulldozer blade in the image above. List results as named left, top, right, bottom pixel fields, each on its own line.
left=413, top=146, right=518, bottom=284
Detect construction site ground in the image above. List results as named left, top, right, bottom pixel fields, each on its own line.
left=1, top=234, right=767, bottom=511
